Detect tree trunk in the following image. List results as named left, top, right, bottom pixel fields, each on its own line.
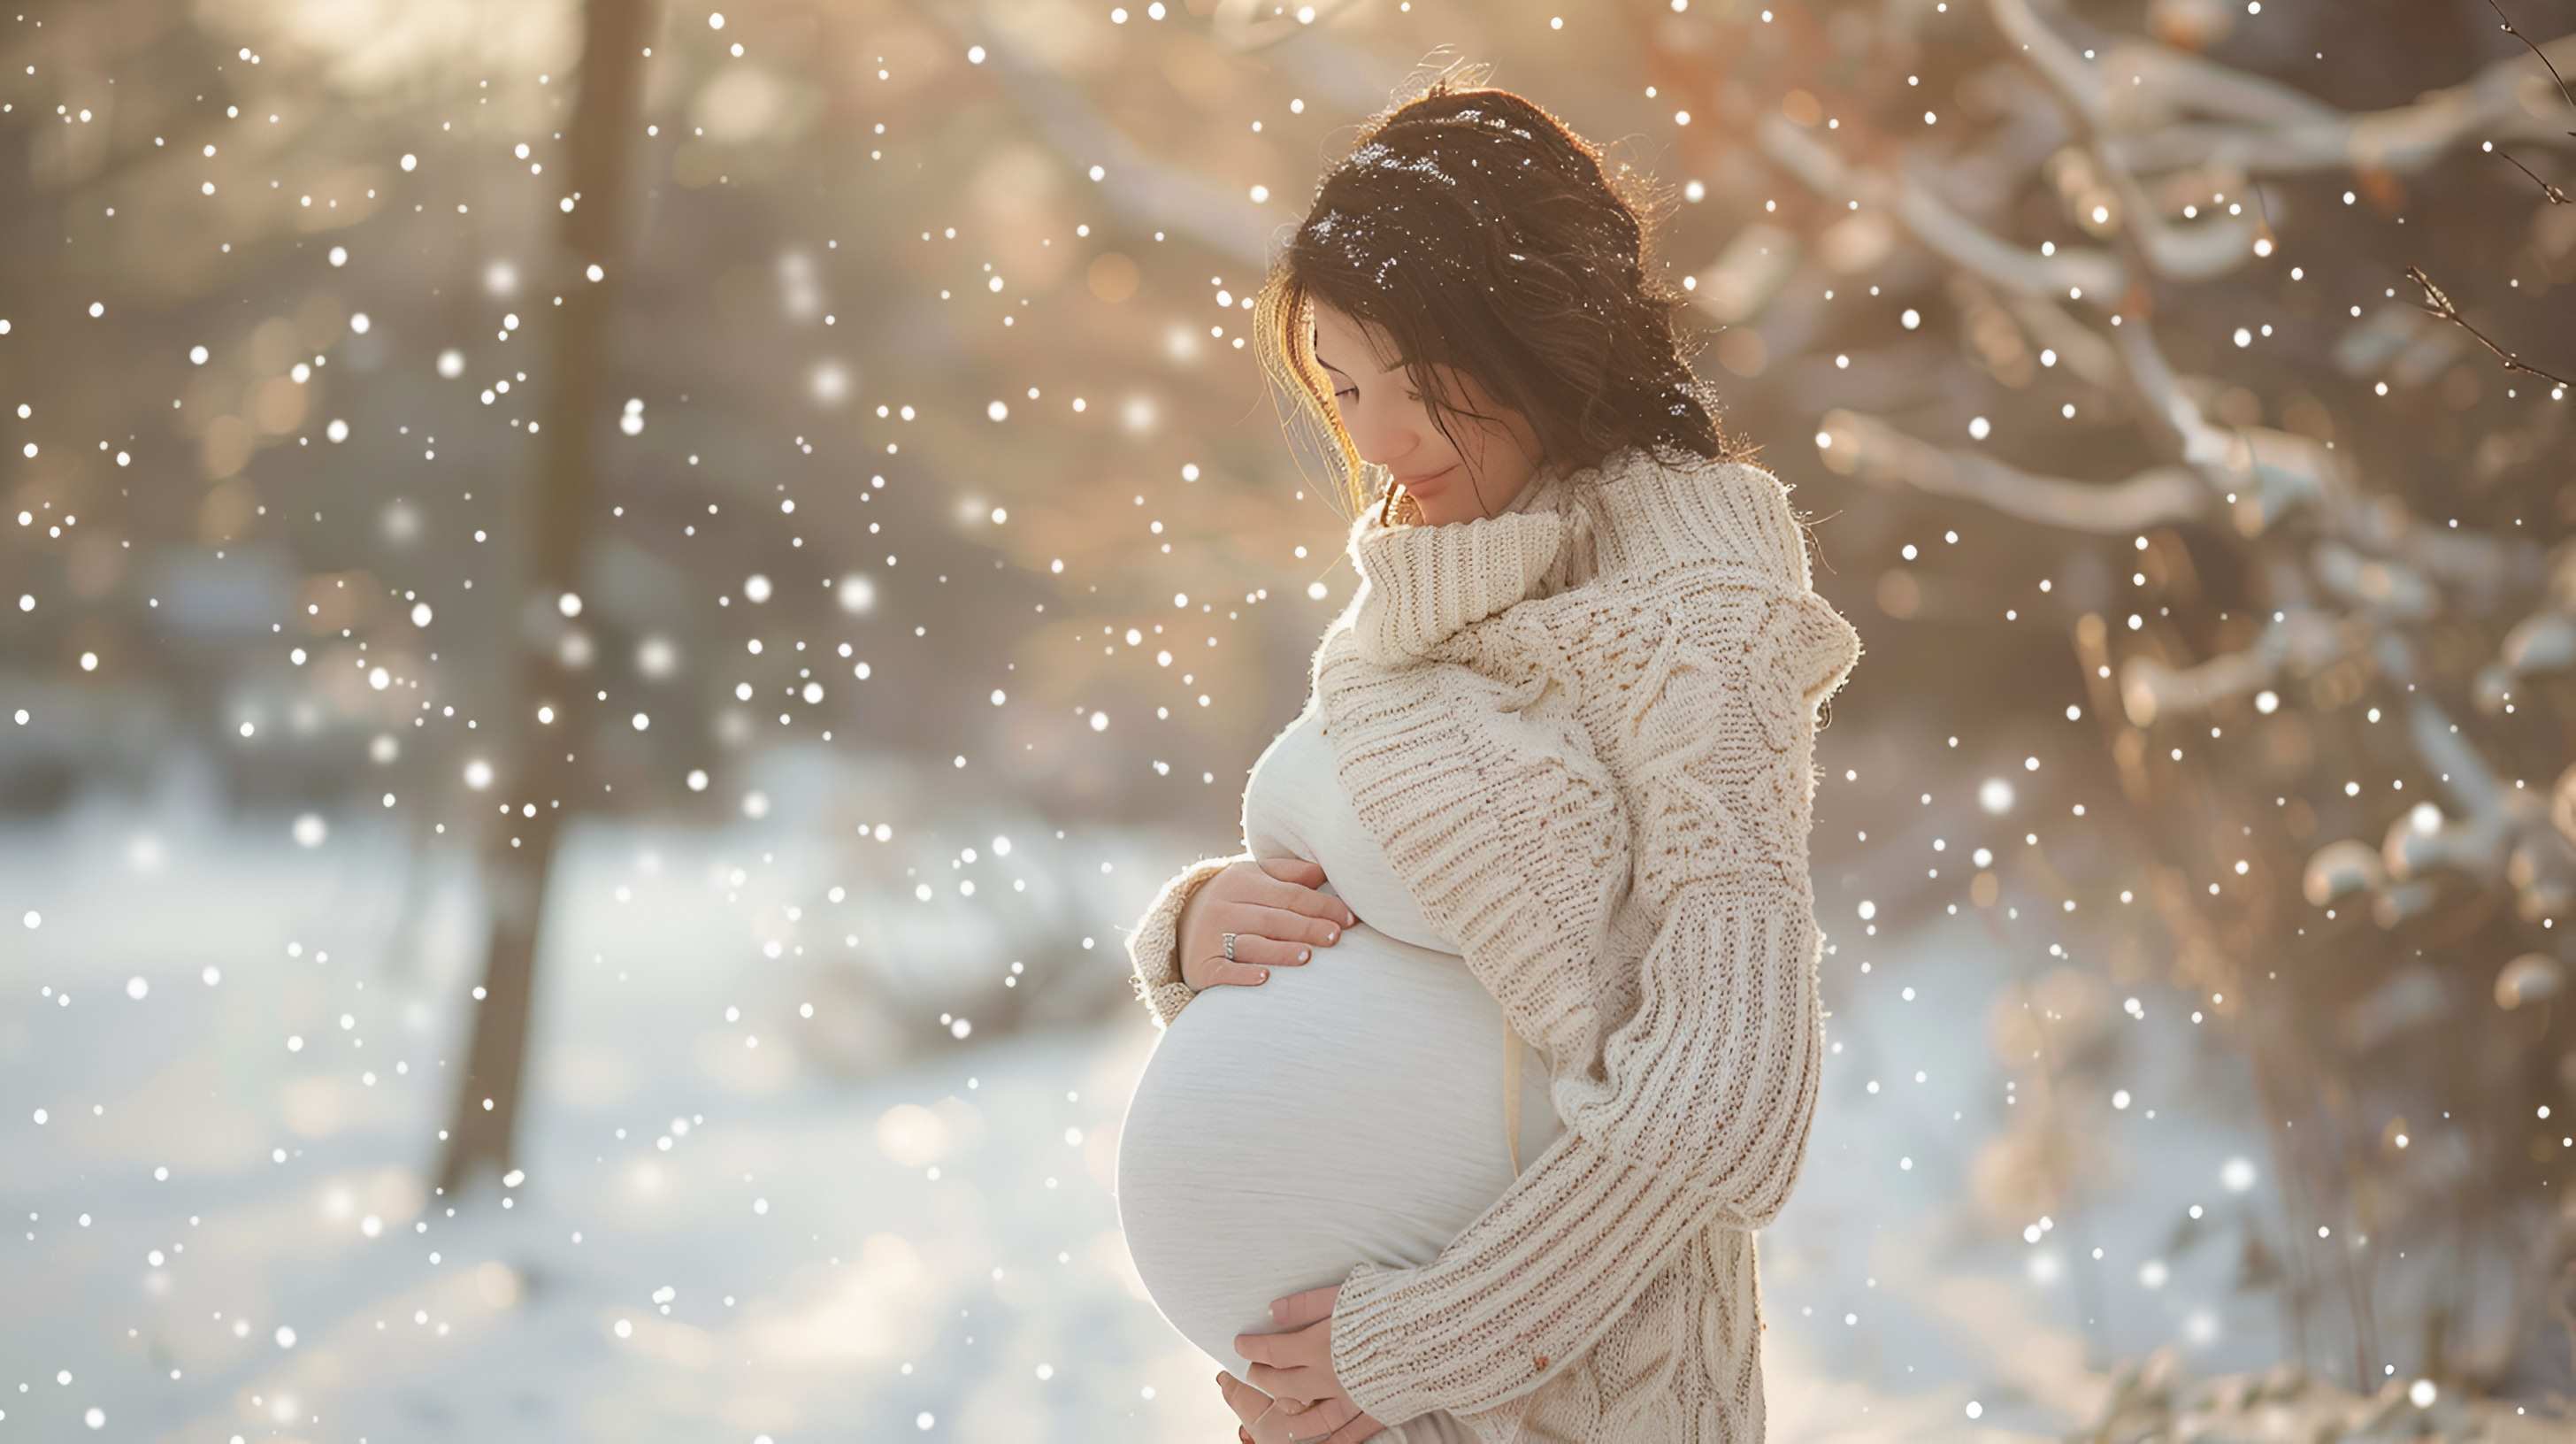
left=435, top=0, right=656, bottom=1202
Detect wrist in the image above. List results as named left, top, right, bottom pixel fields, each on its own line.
left=1174, top=883, right=1222, bottom=985
left=1131, top=854, right=1238, bottom=1028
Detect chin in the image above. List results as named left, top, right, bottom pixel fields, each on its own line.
left=1414, top=490, right=1488, bottom=525
left=1401, top=478, right=1465, bottom=522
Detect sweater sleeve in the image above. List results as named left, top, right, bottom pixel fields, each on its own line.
left=1122, top=851, right=1246, bottom=1031
left=1324, top=573, right=1861, bottom=1425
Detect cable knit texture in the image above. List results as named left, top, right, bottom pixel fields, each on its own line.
left=1118, top=469, right=1558, bottom=1032
left=1123, top=443, right=1863, bottom=1442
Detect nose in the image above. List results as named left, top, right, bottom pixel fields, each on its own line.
left=1346, top=408, right=1426, bottom=473
left=1360, top=425, right=1442, bottom=477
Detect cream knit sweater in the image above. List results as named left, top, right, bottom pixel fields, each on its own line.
left=1122, top=442, right=1864, bottom=1442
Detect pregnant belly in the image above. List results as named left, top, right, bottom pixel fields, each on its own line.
left=1115, top=925, right=1561, bottom=1379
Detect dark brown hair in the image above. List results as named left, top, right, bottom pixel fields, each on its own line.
left=1254, top=60, right=1754, bottom=525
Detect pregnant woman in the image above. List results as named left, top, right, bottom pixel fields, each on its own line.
left=1116, top=68, right=1864, bottom=1444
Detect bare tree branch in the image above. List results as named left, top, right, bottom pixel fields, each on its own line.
left=2478, top=0, right=2576, bottom=204
left=2481, top=0, right=2576, bottom=135
left=2404, top=264, right=2576, bottom=391
left=2490, top=145, right=2571, bottom=203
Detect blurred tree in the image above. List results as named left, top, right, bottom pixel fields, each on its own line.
left=1625, top=0, right=2575, bottom=1400
left=436, top=0, right=657, bottom=1199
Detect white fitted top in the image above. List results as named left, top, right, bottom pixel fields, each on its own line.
left=1114, top=697, right=1562, bottom=1385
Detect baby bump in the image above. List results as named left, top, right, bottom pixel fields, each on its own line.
left=1115, top=926, right=1561, bottom=1380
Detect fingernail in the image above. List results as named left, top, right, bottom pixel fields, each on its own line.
left=1257, top=969, right=1270, bottom=982
left=1325, top=928, right=1338, bottom=942
left=1299, top=949, right=1311, bottom=961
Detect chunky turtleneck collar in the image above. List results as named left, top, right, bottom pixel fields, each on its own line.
left=1335, top=443, right=1824, bottom=666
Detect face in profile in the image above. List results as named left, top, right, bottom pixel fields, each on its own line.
left=1311, top=302, right=1546, bottom=526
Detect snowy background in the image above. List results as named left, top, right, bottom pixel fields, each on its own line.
left=6, top=0, right=2574, bottom=1440
left=0, top=760, right=2323, bottom=1441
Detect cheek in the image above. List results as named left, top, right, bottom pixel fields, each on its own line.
left=1437, top=370, right=1513, bottom=432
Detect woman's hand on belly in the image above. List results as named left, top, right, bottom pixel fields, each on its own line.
left=1216, top=1283, right=1387, bottom=1440
left=1178, top=856, right=1358, bottom=995
left=1219, top=1370, right=1388, bottom=1444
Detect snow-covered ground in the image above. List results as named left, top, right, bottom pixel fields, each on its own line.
left=0, top=775, right=2518, bottom=1441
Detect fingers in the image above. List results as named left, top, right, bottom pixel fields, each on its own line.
left=1258, top=1389, right=1366, bottom=1442
left=1254, top=889, right=1357, bottom=955
left=1272, top=900, right=1357, bottom=953
left=1215, top=1371, right=1269, bottom=1425
left=1184, top=856, right=1361, bottom=994
left=1238, top=927, right=1322, bottom=967
left=1269, top=1284, right=1340, bottom=1327
left=1184, top=909, right=1314, bottom=991
left=1190, top=928, right=1312, bottom=990
left=1257, top=861, right=1361, bottom=933
left=1246, top=911, right=1338, bottom=964
left=1261, top=856, right=1330, bottom=887
left=1191, top=911, right=1336, bottom=990
left=1288, top=879, right=1362, bottom=933
left=1242, top=1359, right=1320, bottom=1405
left=1219, top=1368, right=1355, bottom=1444
left=1194, top=955, right=1276, bottom=989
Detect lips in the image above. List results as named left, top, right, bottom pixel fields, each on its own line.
left=1396, top=464, right=1457, bottom=492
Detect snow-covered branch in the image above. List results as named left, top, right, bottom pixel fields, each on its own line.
left=1754, top=111, right=2127, bottom=298
left=2018, top=4, right=2576, bottom=180
left=1814, top=408, right=2211, bottom=533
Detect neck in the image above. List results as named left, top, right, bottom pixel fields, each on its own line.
left=1338, top=444, right=1812, bottom=666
